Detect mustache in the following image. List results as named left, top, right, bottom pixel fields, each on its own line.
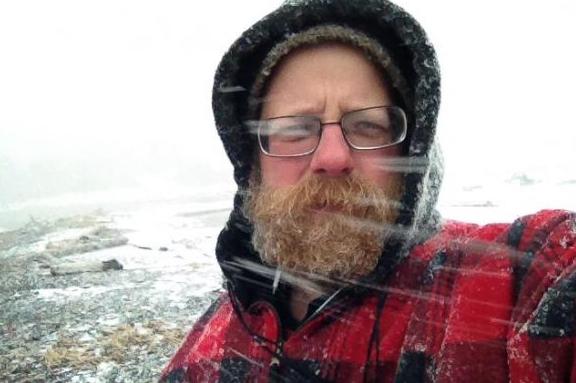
left=248, top=173, right=402, bottom=218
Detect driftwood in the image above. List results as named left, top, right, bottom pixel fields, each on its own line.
left=50, top=259, right=123, bottom=276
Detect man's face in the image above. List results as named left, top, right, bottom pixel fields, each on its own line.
left=259, top=43, right=402, bottom=188
left=247, top=43, right=404, bottom=279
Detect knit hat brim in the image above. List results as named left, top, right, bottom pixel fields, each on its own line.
left=248, top=24, right=412, bottom=118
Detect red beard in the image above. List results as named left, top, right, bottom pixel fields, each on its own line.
left=245, top=173, right=402, bottom=279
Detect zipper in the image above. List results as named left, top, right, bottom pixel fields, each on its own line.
left=269, top=339, right=284, bottom=382
left=292, top=287, right=345, bottom=333
left=268, top=287, right=351, bottom=382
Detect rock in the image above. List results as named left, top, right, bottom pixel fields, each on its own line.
left=50, top=259, right=124, bottom=276
left=102, top=259, right=123, bottom=271
left=134, top=245, right=153, bottom=250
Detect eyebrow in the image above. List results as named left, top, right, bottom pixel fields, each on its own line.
left=261, top=103, right=325, bottom=119
left=261, top=90, right=391, bottom=118
left=263, top=103, right=393, bottom=120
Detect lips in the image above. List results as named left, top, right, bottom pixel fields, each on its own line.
left=309, top=201, right=348, bottom=215
left=309, top=200, right=374, bottom=220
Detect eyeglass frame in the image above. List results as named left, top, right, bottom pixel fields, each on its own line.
left=251, top=105, right=408, bottom=158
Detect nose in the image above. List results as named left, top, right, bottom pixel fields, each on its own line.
left=309, top=124, right=353, bottom=177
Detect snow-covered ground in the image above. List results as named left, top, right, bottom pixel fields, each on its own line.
left=439, top=175, right=576, bottom=224
left=0, top=188, right=233, bottom=382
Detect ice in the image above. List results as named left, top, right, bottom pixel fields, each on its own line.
left=150, top=268, right=222, bottom=302
left=36, top=285, right=135, bottom=302
left=41, top=228, right=94, bottom=243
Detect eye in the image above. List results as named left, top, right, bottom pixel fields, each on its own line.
left=278, top=124, right=315, bottom=140
left=268, top=118, right=319, bottom=142
left=348, top=121, right=390, bottom=137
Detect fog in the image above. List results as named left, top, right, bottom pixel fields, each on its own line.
left=1, top=0, right=575, bottom=230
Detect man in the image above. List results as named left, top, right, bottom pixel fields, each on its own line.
left=161, top=0, right=576, bottom=382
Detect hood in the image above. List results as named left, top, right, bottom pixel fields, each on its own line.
left=212, top=0, right=443, bottom=306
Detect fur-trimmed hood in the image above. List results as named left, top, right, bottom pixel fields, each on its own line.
left=212, top=0, right=443, bottom=306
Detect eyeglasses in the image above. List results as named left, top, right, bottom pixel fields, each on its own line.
left=248, top=106, right=407, bottom=157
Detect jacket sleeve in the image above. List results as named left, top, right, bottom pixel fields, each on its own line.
left=505, top=209, right=576, bottom=382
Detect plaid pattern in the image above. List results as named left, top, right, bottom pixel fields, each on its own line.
left=161, top=210, right=576, bottom=382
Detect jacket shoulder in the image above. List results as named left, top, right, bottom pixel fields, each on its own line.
left=435, top=209, right=575, bottom=245
left=439, top=209, right=576, bottom=338
left=504, top=209, right=575, bottom=250
left=503, top=210, right=576, bottom=379
left=408, top=209, right=576, bottom=304
left=398, top=210, right=576, bottom=381
left=160, top=293, right=235, bottom=382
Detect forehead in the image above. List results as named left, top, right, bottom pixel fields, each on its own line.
left=260, top=43, right=393, bottom=118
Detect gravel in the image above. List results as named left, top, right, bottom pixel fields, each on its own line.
left=0, top=211, right=224, bottom=382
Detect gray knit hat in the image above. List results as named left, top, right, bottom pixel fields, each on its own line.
left=247, top=24, right=412, bottom=118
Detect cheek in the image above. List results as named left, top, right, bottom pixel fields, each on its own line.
left=259, top=154, right=310, bottom=188
left=352, top=147, right=402, bottom=188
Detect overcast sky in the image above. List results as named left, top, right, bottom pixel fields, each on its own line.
left=0, top=0, right=574, bottom=209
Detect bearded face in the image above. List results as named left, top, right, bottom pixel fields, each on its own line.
left=245, top=173, right=402, bottom=280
